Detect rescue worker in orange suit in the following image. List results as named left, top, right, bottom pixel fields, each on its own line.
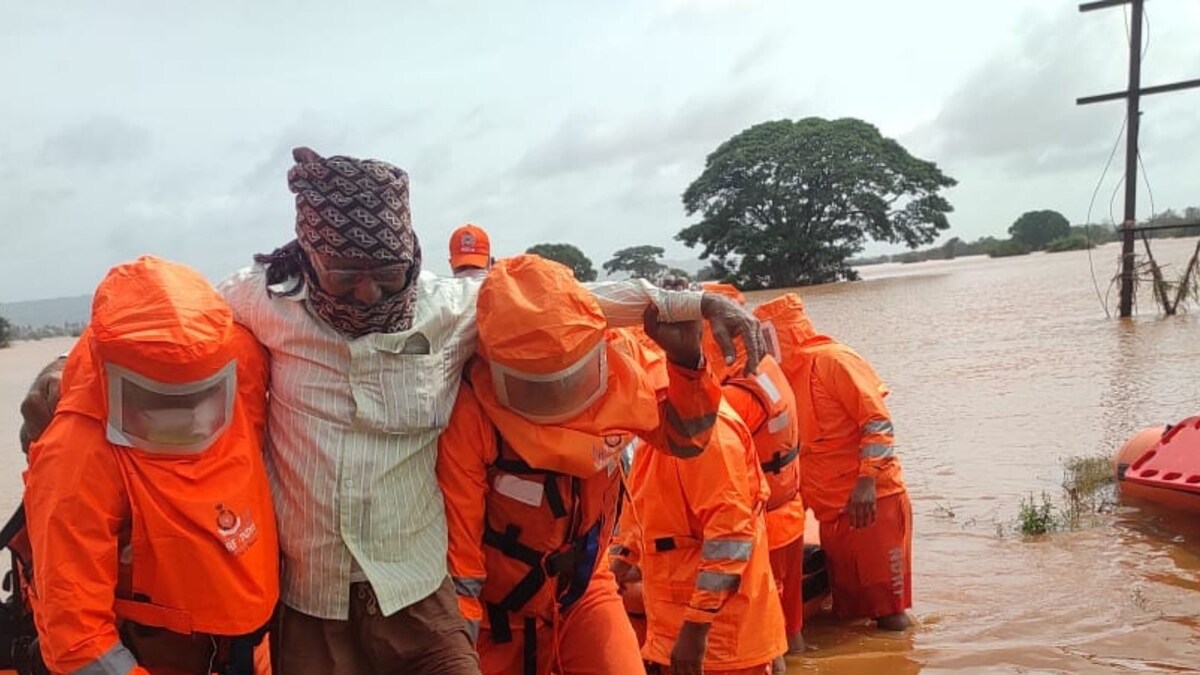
left=611, top=365, right=788, bottom=673
left=23, top=256, right=279, bottom=674
left=700, top=332, right=806, bottom=655
left=437, top=254, right=735, bottom=675
left=753, top=293, right=912, bottom=631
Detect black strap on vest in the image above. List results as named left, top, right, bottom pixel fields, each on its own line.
left=542, top=475, right=567, bottom=519
left=486, top=603, right=512, bottom=643
left=483, top=607, right=539, bottom=675
left=522, top=617, right=537, bottom=675
left=761, top=446, right=799, bottom=474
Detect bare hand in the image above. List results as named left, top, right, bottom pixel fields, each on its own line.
left=699, top=294, right=764, bottom=376
left=643, top=305, right=703, bottom=369
left=610, top=559, right=632, bottom=589
left=19, top=358, right=66, bottom=454
left=670, top=621, right=710, bottom=675
left=842, top=475, right=877, bottom=529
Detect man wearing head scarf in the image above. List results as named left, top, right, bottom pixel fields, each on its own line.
left=20, top=148, right=766, bottom=674
left=437, top=255, right=723, bottom=675
left=23, top=256, right=277, bottom=675
left=753, top=293, right=912, bottom=632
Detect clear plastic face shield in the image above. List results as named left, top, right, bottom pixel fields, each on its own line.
left=105, top=361, right=237, bottom=454
left=760, top=320, right=783, bottom=363
left=491, top=342, right=609, bottom=424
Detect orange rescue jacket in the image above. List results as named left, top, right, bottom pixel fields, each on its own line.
left=754, top=293, right=905, bottom=522
left=438, top=329, right=722, bottom=633
left=721, top=357, right=805, bottom=551
left=23, top=261, right=278, bottom=675
left=613, top=402, right=787, bottom=670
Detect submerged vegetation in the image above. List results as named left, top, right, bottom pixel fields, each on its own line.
left=1003, top=455, right=1116, bottom=537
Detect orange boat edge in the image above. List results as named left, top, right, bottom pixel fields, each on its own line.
left=1113, top=415, right=1200, bottom=514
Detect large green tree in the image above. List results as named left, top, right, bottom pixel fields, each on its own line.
left=603, top=245, right=667, bottom=280
left=0, top=314, right=11, bottom=348
left=678, top=117, right=957, bottom=288
left=525, top=243, right=598, bottom=281
left=1008, top=210, right=1070, bottom=250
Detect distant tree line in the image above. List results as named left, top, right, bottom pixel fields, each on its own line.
left=853, top=206, right=1200, bottom=266
left=3, top=321, right=86, bottom=344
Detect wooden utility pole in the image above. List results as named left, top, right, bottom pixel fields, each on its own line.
left=1077, top=0, right=1200, bottom=318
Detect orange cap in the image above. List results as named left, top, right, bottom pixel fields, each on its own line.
left=700, top=281, right=746, bottom=306
left=477, top=255, right=605, bottom=375
left=449, top=223, right=491, bottom=270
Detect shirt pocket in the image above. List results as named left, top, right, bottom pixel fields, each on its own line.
left=351, top=351, right=448, bottom=433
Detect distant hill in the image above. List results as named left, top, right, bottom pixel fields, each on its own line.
left=0, top=295, right=92, bottom=328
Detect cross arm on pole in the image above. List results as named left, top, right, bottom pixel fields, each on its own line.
left=1077, top=78, right=1200, bottom=106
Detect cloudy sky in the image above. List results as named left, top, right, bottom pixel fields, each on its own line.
left=2, top=0, right=1198, bottom=302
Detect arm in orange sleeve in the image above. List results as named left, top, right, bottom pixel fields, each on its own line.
left=436, top=383, right=498, bottom=641
left=822, top=351, right=896, bottom=477
left=24, top=417, right=149, bottom=675
left=675, top=417, right=759, bottom=625
left=642, top=361, right=722, bottom=458
left=231, top=326, right=271, bottom=444
left=609, top=489, right=642, bottom=567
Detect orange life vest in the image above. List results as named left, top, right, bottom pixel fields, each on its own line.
left=476, top=419, right=628, bottom=629
left=465, top=334, right=650, bottom=630
left=723, top=356, right=800, bottom=513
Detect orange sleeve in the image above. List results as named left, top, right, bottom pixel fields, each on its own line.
left=721, top=382, right=768, bottom=434
left=643, top=361, right=722, bottom=458
left=675, top=418, right=758, bottom=625
left=822, top=352, right=896, bottom=478
left=436, top=383, right=497, bottom=636
left=232, top=326, right=271, bottom=443
left=609, top=491, right=642, bottom=567
left=24, top=416, right=144, bottom=674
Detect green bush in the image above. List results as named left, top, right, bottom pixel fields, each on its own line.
left=987, top=239, right=1032, bottom=258
left=1045, top=234, right=1093, bottom=253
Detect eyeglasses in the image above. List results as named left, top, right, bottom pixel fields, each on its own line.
left=310, top=254, right=412, bottom=289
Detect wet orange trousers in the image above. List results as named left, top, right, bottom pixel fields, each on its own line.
left=768, top=536, right=805, bottom=638
left=818, top=491, right=913, bottom=620
left=476, top=567, right=645, bottom=674
left=647, top=664, right=772, bottom=675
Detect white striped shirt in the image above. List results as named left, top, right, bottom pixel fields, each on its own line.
left=218, top=265, right=700, bottom=619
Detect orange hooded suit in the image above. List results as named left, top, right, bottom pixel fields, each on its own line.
left=23, top=256, right=279, bottom=674
left=613, top=330, right=786, bottom=673
left=437, top=256, right=722, bottom=675
left=753, top=293, right=912, bottom=621
left=700, top=292, right=807, bottom=644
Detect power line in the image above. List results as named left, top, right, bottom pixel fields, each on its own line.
left=1076, top=0, right=1200, bottom=318
left=1083, top=114, right=1126, bottom=318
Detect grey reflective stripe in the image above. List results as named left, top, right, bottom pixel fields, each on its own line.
left=452, top=576, right=485, bottom=598
left=701, top=539, right=752, bottom=561
left=695, top=571, right=741, bottom=592
left=665, top=405, right=717, bottom=440
left=77, top=643, right=138, bottom=675
left=863, top=420, right=894, bottom=437
left=861, top=443, right=895, bottom=459
left=466, top=619, right=480, bottom=644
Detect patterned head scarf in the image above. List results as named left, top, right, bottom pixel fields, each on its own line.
left=287, top=146, right=423, bottom=338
